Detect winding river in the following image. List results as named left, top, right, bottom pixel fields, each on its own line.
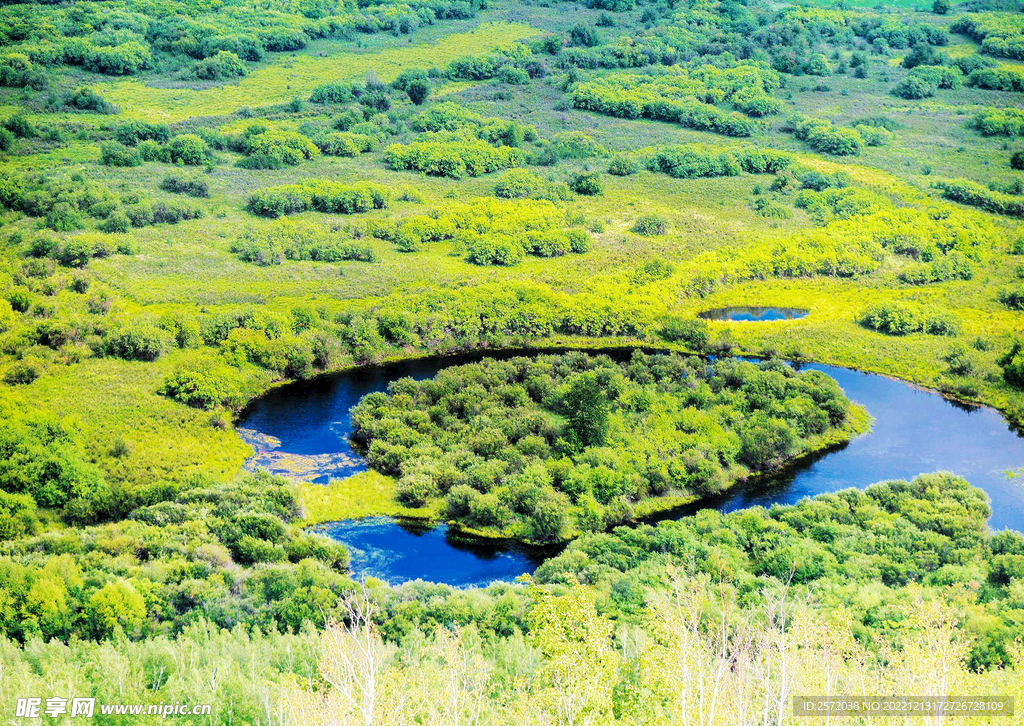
left=237, top=349, right=1024, bottom=587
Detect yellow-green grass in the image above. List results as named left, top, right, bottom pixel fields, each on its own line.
left=97, top=22, right=537, bottom=123
left=1, top=351, right=258, bottom=484
left=300, top=470, right=441, bottom=524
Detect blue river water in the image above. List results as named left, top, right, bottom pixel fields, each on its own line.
left=237, top=350, right=1024, bottom=586
left=698, top=306, right=809, bottom=321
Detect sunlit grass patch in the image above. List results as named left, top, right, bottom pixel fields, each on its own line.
left=300, top=470, right=441, bottom=523
left=98, top=22, right=538, bottom=122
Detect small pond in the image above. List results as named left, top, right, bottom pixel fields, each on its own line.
left=238, top=349, right=1024, bottom=587
left=697, top=306, right=809, bottom=322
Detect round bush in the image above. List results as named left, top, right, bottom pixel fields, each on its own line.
left=632, top=213, right=667, bottom=236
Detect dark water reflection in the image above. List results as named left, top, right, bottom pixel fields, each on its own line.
left=237, top=350, right=1024, bottom=586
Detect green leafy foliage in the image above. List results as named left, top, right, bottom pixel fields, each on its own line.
left=383, top=138, right=525, bottom=178
left=247, top=180, right=389, bottom=217
left=860, top=302, right=961, bottom=336
left=937, top=178, right=1024, bottom=217
left=231, top=219, right=376, bottom=265
left=351, top=352, right=853, bottom=540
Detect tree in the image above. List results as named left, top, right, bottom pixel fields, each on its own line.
left=405, top=78, right=430, bottom=105
left=88, top=580, right=146, bottom=637
left=932, top=0, right=950, bottom=13
left=563, top=374, right=608, bottom=450
left=527, top=582, right=619, bottom=725
left=1000, top=341, right=1024, bottom=387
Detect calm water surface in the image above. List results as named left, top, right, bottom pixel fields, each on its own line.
left=237, top=351, right=1024, bottom=586
left=697, top=306, right=809, bottom=322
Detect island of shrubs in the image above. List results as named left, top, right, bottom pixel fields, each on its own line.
left=231, top=219, right=376, bottom=266
left=383, top=137, right=525, bottom=178
left=369, top=197, right=592, bottom=265
left=351, top=351, right=855, bottom=542
left=860, top=302, right=961, bottom=337
left=246, top=180, right=389, bottom=218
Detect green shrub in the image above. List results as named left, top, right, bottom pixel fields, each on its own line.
left=238, top=129, right=318, bottom=167
left=383, top=139, right=524, bottom=178
left=318, top=132, right=375, bottom=157
left=232, top=219, right=377, bottom=265
left=550, top=132, right=607, bottom=160
left=406, top=78, right=430, bottom=105
left=860, top=302, right=921, bottom=335
left=192, top=51, right=247, bottom=80
left=970, top=108, right=1024, bottom=138
left=659, top=317, right=709, bottom=349
left=160, top=359, right=243, bottom=409
left=936, top=178, right=1024, bottom=217
left=115, top=121, right=170, bottom=146
left=1000, top=341, right=1024, bottom=388
left=607, top=154, right=639, bottom=176
left=860, top=303, right=960, bottom=336
left=466, top=236, right=526, bottom=266
left=570, top=67, right=777, bottom=137
left=998, top=285, right=1024, bottom=311
left=103, top=324, right=166, bottom=361
left=162, top=134, right=214, bottom=165
left=497, top=65, right=529, bottom=84
left=3, top=359, right=41, bottom=385
left=99, top=141, right=142, bottom=167
left=247, top=180, right=389, bottom=217
left=60, top=87, right=119, bottom=114
left=310, top=82, right=356, bottom=104
left=790, top=115, right=863, bottom=156
left=967, top=67, right=1024, bottom=92
left=160, top=174, right=210, bottom=198
left=632, top=213, right=667, bottom=235
left=569, top=172, right=602, bottom=196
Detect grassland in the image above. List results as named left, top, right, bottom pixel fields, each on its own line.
left=0, top=0, right=1022, bottom=504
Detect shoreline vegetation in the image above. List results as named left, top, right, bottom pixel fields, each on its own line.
left=296, top=352, right=873, bottom=546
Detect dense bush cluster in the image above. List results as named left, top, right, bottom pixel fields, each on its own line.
left=936, top=178, right=1024, bottom=217
left=410, top=103, right=537, bottom=147
left=383, top=137, right=525, bottom=178
left=860, top=302, right=961, bottom=336
left=897, top=251, right=974, bottom=285
left=952, top=13, right=1024, bottom=60
left=351, top=352, right=853, bottom=541
left=570, top=73, right=762, bottom=137
left=0, top=0, right=485, bottom=85
left=0, top=469, right=349, bottom=641
left=231, top=219, right=376, bottom=266
left=160, top=174, right=210, bottom=198
left=317, top=131, right=376, bottom=156
left=967, top=67, right=1024, bottom=92
left=445, top=42, right=531, bottom=81
left=1001, top=341, right=1024, bottom=387
left=645, top=143, right=791, bottom=178
left=999, top=285, right=1024, bottom=312
left=190, top=50, right=247, bottom=80
left=231, top=125, right=319, bottom=169
left=892, top=64, right=961, bottom=99
left=973, top=107, right=1024, bottom=137
left=371, top=197, right=590, bottom=265
left=788, top=115, right=865, bottom=156
left=246, top=180, right=389, bottom=217
left=0, top=170, right=200, bottom=232
left=493, top=169, right=571, bottom=202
